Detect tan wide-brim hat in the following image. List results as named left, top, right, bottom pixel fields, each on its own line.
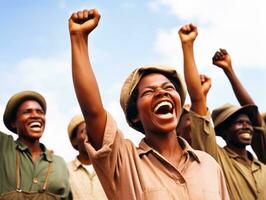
left=120, top=65, right=187, bottom=132
left=67, top=114, right=85, bottom=141
left=3, top=91, right=47, bottom=133
left=211, top=103, right=258, bottom=136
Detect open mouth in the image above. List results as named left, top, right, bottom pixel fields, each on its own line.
left=153, top=101, right=173, bottom=116
left=29, top=121, right=42, bottom=131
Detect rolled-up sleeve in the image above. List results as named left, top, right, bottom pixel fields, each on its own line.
left=84, top=112, right=126, bottom=197
left=190, top=110, right=220, bottom=161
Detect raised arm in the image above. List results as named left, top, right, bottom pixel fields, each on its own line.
left=212, top=48, right=262, bottom=126
left=69, top=9, right=106, bottom=150
left=213, top=48, right=266, bottom=163
left=178, top=24, right=209, bottom=115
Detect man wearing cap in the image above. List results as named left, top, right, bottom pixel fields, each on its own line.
left=180, top=23, right=266, bottom=200
left=67, top=114, right=107, bottom=200
left=68, top=8, right=229, bottom=200
left=0, top=91, right=72, bottom=199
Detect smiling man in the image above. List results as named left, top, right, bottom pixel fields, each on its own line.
left=180, top=23, right=266, bottom=200
left=0, top=91, right=72, bottom=200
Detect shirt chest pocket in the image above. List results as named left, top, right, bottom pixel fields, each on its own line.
left=142, top=187, right=172, bottom=200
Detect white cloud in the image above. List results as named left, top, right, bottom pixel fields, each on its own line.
left=150, top=0, right=266, bottom=68
left=0, top=53, right=78, bottom=162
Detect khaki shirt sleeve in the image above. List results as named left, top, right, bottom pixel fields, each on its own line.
left=217, top=164, right=230, bottom=200
left=252, top=120, right=266, bottom=164
left=190, top=110, right=220, bottom=161
left=84, top=112, right=132, bottom=198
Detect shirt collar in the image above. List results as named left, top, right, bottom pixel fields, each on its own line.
left=15, top=140, right=53, bottom=162
left=224, top=146, right=262, bottom=167
left=72, top=157, right=83, bottom=171
left=138, top=136, right=200, bottom=163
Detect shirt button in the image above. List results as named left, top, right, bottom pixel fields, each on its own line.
left=33, top=178, right=38, bottom=184
left=257, top=188, right=261, bottom=193
left=179, top=178, right=185, bottom=184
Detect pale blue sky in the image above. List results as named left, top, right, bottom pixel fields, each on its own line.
left=1, top=0, right=266, bottom=161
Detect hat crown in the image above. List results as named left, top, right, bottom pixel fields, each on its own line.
left=67, top=114, right=85, bottom=140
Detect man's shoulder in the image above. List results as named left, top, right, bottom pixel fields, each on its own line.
left=193, top=149, right=219, bottom=165
left=0, top=131, right=14, bottom=145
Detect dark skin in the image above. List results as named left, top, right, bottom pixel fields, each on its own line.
left=212, top=48, right=262, bottom=126
left=70, top=9, right=184, bottom=167
left=224, top=114, right=254, bottom=163
left=71, top=122, right=91, bottom=165
left=178, top=24, right=211, bottom=116
left=213, top=49, right=266, bottom=163
left=69, top=9, right=105, bottom=150
left=180, top=23, right=261, bottom=162
left=11, top=100, right=45, bottom=161
left=134, top=73, right=183, bottom=165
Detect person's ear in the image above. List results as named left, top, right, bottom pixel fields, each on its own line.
left=131, top=116, right=140, bottom=124
left=11, top=121, right=17, bottom=130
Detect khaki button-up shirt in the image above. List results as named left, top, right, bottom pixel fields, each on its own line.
left=190, top=111, right=266, bottom=200
left=67, top=157, right=107, bottom=200
left=85, top=113, right=229, bottom=200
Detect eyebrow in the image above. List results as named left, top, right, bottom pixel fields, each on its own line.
left=141, top=81, right=172, bottom=90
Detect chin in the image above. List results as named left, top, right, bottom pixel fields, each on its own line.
left=29, top=133, right=43, bottom=139
left=157, top=125, right=177, bottom=135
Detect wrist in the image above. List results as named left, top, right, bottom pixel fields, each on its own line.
left=223, top=66, right=234, bottom=75
left=70, top=31, right=88, bottom=43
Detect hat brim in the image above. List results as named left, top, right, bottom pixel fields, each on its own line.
left=215, top=104, right=258, bottom=136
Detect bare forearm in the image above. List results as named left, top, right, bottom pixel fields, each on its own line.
left=71, top=33, right=106, bottom=149
left=182, top=43, right=207, bottom=114
left=224, top=67, right=261, bottom=125
left=224, top=67, right=254, bottom=105
left=71, top=34, right=104, bottom=115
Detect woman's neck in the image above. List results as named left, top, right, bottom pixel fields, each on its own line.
left=145, top=131, right=183, bottom=167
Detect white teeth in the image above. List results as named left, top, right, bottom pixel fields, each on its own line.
left=154, top=101, right=172, bottom=113
left=240, top=132, right=251, bottom=139
left=29, top=122, right=41, bottom=128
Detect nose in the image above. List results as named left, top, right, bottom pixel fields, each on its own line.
left=155, top=88, right=169, bottom=97
left=242, top=121, right=252, bottom=130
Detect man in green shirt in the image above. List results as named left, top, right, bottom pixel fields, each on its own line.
left=179, top=23, right=266, bottom=200
left=0, top=91, right=72, bottom=199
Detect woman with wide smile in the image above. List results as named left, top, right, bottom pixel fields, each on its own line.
left=69, top=8, right=229, bottom=200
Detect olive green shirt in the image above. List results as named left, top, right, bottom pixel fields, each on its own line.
left=0, top=131, right=72, bottom=199
left=252, top=121, right=266, bottom=164
left=190, top=111, right=266, bottom=200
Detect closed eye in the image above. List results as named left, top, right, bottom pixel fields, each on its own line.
left=140, top=89, right=154, bottom=97
left=164, top=84, right=175, bottom=91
